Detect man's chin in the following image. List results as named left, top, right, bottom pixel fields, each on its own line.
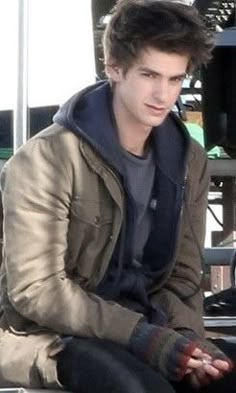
left=150, top=115, right=168, bottom=127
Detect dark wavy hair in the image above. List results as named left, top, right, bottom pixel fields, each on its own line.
left=103, top=0, right=215, bottom=74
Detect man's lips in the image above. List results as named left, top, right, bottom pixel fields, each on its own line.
left=145, top=103, right=166, bottom=113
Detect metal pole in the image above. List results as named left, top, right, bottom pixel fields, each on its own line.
left=14, top=0, right=29, bottom=152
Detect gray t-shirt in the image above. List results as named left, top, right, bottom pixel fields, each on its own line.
left=121, top=147, right=155, bottom=264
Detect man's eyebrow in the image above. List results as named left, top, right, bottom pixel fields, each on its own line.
left=137, top=66, right=187, bottom=79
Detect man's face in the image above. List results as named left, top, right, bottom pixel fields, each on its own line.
left=110, top=47, right=189, bottom=133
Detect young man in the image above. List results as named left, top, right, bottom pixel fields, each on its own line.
left=0, top=1, right=235, bottom=392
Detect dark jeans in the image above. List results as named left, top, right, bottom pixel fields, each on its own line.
left=57, top=337, right=236, bottom=393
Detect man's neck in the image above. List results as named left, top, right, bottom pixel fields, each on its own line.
left=119, top=132, right=151, bottom=157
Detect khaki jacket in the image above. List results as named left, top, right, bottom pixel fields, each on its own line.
left=0, top=123, right=209, bottom=388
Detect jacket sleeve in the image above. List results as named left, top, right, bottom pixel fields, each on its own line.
left=0, top=133, right=142, bottom=345
left=150, top=141, right=209, bottom=337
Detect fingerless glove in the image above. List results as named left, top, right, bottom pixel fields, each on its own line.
left=129, top=321, right=198, bottom=381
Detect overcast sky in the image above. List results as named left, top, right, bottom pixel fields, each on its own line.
left=0, top=1, right=96, bottom=110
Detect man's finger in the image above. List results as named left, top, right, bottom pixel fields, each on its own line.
left=201, top=353, right=212, bottom=362
left=189, top=374, right=201, bottom=389
left=212, top=359, right=232, bottom=372
left=191, top=347, right=204, bottom=358
left=185, top=368, right=192, bottom=375
left=187, top=357, right=204, bottom=369
left=194, top=368, right=211, bottom=386
left=202, top=363, right=221, bottom=378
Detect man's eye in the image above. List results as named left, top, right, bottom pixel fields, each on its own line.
left=171, top=76, right=184, bottom=83
left=141, top=72, right=154, bottom=78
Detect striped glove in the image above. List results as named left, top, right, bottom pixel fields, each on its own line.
left=129, top=322, right=198, bottom=381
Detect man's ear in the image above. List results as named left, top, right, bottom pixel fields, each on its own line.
left=105, top=63, right=123, bottom=82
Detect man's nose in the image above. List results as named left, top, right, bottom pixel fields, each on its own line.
left=152, top=79, right=169, bottom=103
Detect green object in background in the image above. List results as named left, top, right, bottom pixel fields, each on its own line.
left=185, top=122, right=221, bottom=159
left=0, top=148, right=13, bottom=160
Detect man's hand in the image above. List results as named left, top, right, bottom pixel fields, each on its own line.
left=185, top=347, right=232, bottom=389
left=185, top=348, right=207, bottom=373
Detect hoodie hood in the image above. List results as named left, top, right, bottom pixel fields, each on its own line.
left=53, top=80, right=190, bottom=184
left=54, top=80, right=126, bottom=175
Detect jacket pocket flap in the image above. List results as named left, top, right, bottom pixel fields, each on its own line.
left=70, top=197, right=112, bottom=226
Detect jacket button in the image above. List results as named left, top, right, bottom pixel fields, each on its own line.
left=94, top=216, right=100, bottom=225
left=109, top=235, right=113, bottom=241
